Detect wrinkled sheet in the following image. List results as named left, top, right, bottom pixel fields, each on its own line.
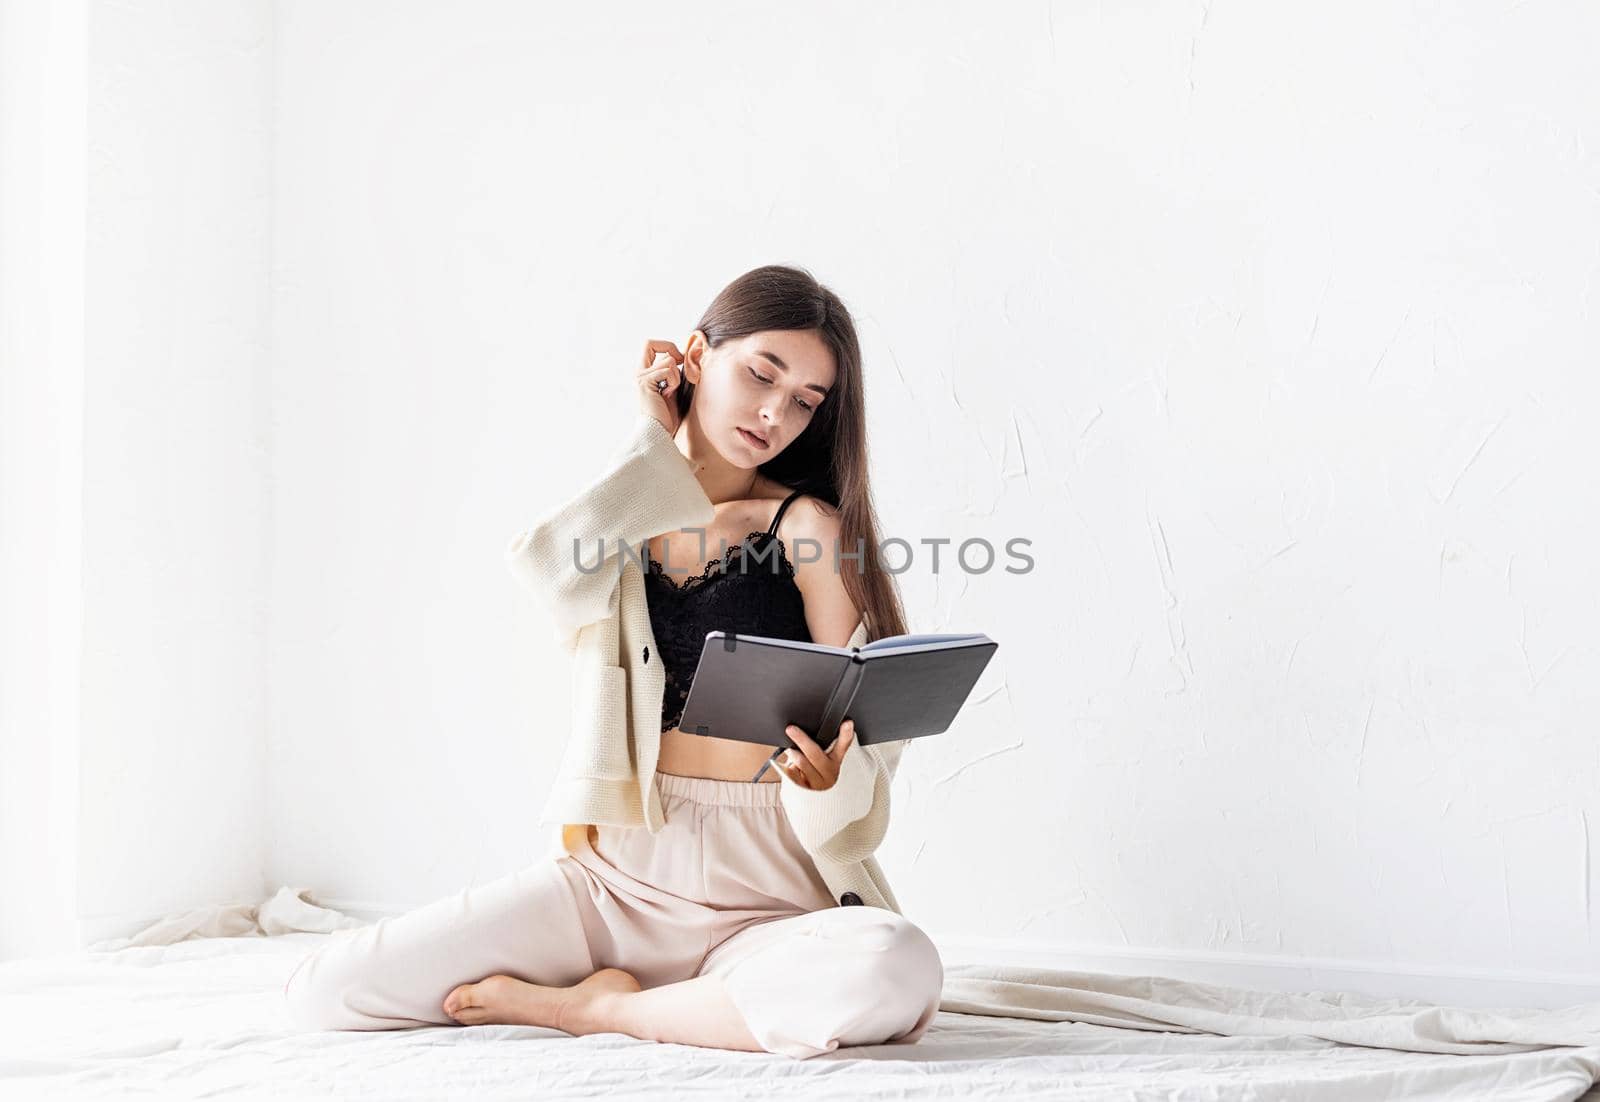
left=0, top=886, right=1595, bottom=1101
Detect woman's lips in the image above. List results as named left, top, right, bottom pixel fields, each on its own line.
left=738, top=427, right=770, bottom=449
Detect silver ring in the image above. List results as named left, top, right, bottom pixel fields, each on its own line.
left=655, top=379, right=668, bottom=393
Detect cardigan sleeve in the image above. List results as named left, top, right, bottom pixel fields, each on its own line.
left=505, top=414, right=715, bottom=653
left=778, top=737, right=906, bottom=866
left=776, top=619, right=909, bottom=865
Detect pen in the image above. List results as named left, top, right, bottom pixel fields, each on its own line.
left=751, top=745, right=786, bottom=783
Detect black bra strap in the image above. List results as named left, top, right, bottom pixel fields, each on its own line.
left=766, top=489, right=803, bottom=536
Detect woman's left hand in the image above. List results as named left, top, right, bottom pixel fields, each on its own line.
left=778, top=720, right=856, bottom=790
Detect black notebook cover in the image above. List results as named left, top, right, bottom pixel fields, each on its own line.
left=675, top=631, right=999, bottom=753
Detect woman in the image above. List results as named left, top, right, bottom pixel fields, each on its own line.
left=282, top=265, right=943, bottom=1060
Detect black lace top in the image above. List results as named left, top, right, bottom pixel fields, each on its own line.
left=644, top=489, right=813, bottom=732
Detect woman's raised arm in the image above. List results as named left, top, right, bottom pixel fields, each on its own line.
left=505, top=412, right=712, bottom=653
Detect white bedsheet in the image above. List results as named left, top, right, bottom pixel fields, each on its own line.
left=0, top=887, right=1596, bottom=1101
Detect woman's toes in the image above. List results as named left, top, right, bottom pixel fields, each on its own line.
left=442, top=981, right=476, bottom=1019
left=444, top=975, right=547, bottom=1026
left=442, top=971, right=642, bottom=1031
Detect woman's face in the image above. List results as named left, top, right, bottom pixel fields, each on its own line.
left=687, top=329, right=837, bottom=467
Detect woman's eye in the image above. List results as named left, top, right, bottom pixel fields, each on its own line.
left=749, top=366, right=811, bottom=412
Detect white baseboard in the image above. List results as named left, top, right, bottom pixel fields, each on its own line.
left=928, top=931, right=1600, bottom=1011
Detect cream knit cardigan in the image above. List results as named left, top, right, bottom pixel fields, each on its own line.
left=504, top=413, right=905, bottom=913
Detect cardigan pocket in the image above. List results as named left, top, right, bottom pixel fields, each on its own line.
left=559, top=662, right=635, bottom=783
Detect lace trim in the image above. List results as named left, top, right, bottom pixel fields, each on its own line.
left=646, top=530, right=796, bottom=592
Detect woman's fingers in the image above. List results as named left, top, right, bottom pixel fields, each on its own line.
left=785, top=725, right=827, bottom=771
left=640, top=339, right=684, bottom=371
left=637, top=341, right=686, bottom=431
left=783, top=752, right=825, bottom=788
left=648, top=355, right=681, bottom=393
left=784, top=725, right=837, bottom=789
left=640, top=341, right=685, bottom=392
left=829, top=720, right=856, bottom=765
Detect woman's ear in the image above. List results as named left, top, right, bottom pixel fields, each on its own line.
left=683, top=329, right=708, bottom=385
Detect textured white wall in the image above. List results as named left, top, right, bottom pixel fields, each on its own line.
left=5, top=0, right=1595, bottom=995
left=265, top=0, right=1600, bottom=991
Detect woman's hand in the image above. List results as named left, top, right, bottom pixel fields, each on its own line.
left=638, top=339, right=686, bottom=435
left=777, top=720, right=857, bottom=790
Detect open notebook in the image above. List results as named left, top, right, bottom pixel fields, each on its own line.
left=675, top=630, right=999, bottom=780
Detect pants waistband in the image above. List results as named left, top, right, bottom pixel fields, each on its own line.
left=654, top=769, right=784, bottom=808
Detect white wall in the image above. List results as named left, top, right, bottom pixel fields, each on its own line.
left=6, top=1, right=1598, bottom=1002
left=77, top=0, right=274, bottom=939
left=263, top=0, right=1600, bottom=994
left=0, top=0, right=272, bottom=954
left=0, top=0, right=85, bottom=958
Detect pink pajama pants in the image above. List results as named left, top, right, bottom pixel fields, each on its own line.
left=281, top=770, right=943, bottom=1059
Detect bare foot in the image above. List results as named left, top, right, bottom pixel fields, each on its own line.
left=442, top=968, right=642, bottom=1034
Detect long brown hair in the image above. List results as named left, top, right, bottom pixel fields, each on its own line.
left=669, top=264, right=909, bottom=643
